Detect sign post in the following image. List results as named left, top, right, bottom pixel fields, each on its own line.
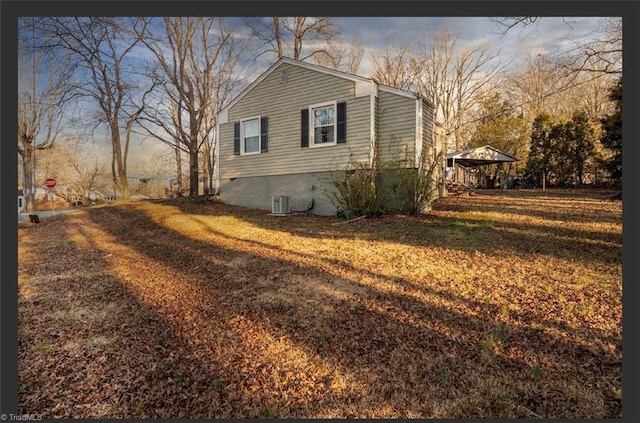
left=46, top=178, right=56, bottom=211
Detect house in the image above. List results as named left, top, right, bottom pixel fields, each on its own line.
left=215, top=57, right=445, bottom=216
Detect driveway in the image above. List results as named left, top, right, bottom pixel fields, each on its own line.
left=18, top=208, right=81, bottom=223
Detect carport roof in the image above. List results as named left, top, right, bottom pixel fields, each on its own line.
left=446, top=145, right=518, bottom=168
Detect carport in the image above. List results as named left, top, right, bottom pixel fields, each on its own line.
left=446, top=145, right=518, bottom=188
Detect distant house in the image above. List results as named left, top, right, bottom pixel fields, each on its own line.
left=215, top=57, right=446, bottom=216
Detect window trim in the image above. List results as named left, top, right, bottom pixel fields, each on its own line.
left=308, top=101, right=337, bottom=148
left=240, top=115, right=262, bottom=156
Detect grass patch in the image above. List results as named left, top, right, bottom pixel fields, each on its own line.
left=17, top=189, right=622, bottom=419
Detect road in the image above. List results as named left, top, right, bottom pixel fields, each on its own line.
left=18, top=208, right=81, bottom=223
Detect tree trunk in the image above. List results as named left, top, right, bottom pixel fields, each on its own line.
left=21, top=142, right=35, bottom=212
left=202, top=133, right=215, bottom=195
left=189, top=142, right=199, bottom=198
left=273, top=17, right=283, bottom=59
left=175, top=140, right=183, bottom=197
left=293, top=18, right=304, bottom=60
left=110, top=122, right=130, bottom=199
left=207, top=149, right=214, bottom=195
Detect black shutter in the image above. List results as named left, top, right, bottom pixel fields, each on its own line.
left=337, top=102, right=346, bottom=143
left=301, top=109, right=309, bottom=148
left=233, top=122, right=240, bottom=155
left=260, top=117, right=268, bottom=153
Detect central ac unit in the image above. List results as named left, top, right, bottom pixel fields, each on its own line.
left=271, top=195, right=291, bottom=214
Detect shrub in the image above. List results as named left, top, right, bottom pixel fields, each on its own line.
left=397, top=150, right=445, bottom=215
left=325, top=152, right=386, bottom=219
left=325, top=144, right=444, bottom=218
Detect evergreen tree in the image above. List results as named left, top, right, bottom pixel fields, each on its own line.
left=525, top=113, right=554, bottom=186
left=600, top=77, right=622, bottom=183
left=526, top=111, right=597, bottom=187
left=568, top=111, right=596, bottom=185
left=550, top=120, right=572, bottom=186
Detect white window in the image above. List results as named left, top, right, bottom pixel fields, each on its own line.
left=242, top=117, right=260, bottom=155
left=310, top=102, right=336, bottom=147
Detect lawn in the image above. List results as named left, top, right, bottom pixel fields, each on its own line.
left=17, top=189, right=622, bottom=418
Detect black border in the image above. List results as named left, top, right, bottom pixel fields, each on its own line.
left=2, top=1, right=638, bottom=421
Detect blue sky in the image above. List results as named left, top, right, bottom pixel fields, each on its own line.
left=36, top=16, right=614, bottom=178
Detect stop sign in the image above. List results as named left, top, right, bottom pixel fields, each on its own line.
left=46, top=178, right=56, bottom=189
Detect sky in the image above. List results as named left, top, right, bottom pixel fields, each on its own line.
left=231, top=17, right=607, bottom=77
left=340, top=17, right=604, bottom=72
left=25, top=16, right=614, bottom=181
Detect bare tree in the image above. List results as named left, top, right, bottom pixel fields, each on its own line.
left=313, top=38, right=363, bottom=74
left=248, top=17, right=340, bottom=61
left=563, top=18, right=622, bottom=75
left=63, top=144, right=107, bottom=205
left=18, top=17, right=75, bottom=212
left=505, top=51, right=566, bottom=121
left=35, top=137, right=108, bottom=206
left=503, top=49, right=614, bottom=124
left=370, top=42, right=415, bottom=90
left=129, top=150, right=174, bottom=199
left=574, top=71, right=617, bottom=120
left=410, top=27, right=505, bottom=151
left=201, top=36, right=246, bottom=195
left=138, top=93, right=189, bottom=197
left=136, top=17, right=244, bottom=198
left=248, top=17, right=284, bottom=59
left=493, top=17, right=621, bottom=75
left=40, top=17, right=152, bottom=200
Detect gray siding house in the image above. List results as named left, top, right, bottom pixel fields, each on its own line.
left=215, top=57, right=444, bottom=216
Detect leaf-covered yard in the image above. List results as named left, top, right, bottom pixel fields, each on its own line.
left=17, top=189, right=622, bottom=418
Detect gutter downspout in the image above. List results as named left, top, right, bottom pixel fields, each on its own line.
left=369, top=81, right=378, bottom=169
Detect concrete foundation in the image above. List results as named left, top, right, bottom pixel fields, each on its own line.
left=219, top=168, right=438, bottom=216
left=219, top=171, right=340, bottom=216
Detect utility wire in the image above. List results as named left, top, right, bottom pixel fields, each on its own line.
left=446, top=71, right=611, bottom=135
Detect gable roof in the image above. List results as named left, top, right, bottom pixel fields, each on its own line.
left=218, top=57, right=431, bottom=117
left=446, top=145, right=518, bottom=167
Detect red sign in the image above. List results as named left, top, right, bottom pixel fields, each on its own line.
left=46, top=178, right=56, bottom=189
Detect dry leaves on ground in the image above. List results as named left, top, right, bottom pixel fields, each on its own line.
left=17, top=189, right=622, bottom=418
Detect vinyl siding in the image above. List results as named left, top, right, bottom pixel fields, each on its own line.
left=421, top=101, right=446, bottom=199
left=421, top=99, right=436, bottom=160
left=220, top=62, right=371, bottom=179
left=376, top=90, right=417, bottom=166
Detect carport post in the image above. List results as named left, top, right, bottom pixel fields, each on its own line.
left=452, top=157, right=456, bottom=184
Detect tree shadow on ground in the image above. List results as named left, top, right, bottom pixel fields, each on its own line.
left=60, top=205, right=624, bottom=418
left=432, top=190, right=622, bottom=225
left=19, top=223, right=233, bottom=418
left=168, top=194, right=621, bottom=267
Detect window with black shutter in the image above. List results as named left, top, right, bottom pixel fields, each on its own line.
left=236, top=116, right=268, bottom=155
left=260, top=117, right=268, bottom=153
left=301, top=109, right=309, bottom=147
left=303, top=101, right=347, bottom=148
left=337, top=102, right=346, bottom=143
left=233, top=122, right=240, bottom=155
